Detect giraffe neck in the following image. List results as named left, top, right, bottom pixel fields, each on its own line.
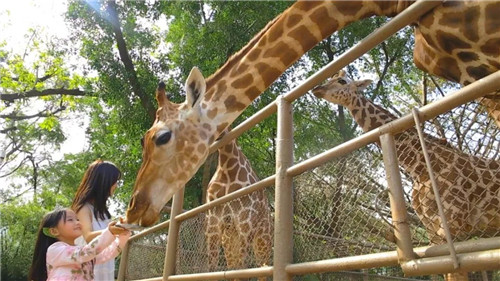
left=202, top=1, right=413, bottom=137
left=343, top=93, right=432, bottom=179
left=344, top=94, right=397, bottom=132
left=207, top=139, right=257, bottom=201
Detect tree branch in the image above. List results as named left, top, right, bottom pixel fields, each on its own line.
left=1, top=88, right=87, bottom=103
left=0, top=127, right=17, bottom=134
left=0, top=106, right=66, bottom=120
left=105, top=0, right=156, bottom=121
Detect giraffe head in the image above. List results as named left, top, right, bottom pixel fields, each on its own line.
left=126, top=67, right=213, bottom=226
left=311, top=70, right=372, bottom=106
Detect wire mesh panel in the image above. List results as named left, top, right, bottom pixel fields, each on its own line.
left=293, top=146, right=405, bottom=263
left=292, top=91, right=499, bottom=278
left=176, top=189, right=275, bottom=276
left=395, top=99, right=500, bottom=245
left=124, top=227, right=169, bottom=280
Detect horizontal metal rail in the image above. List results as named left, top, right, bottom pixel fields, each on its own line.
left=175, top=175, right=275, bottom=222
left=128, top=220, right=170, bottom=242
left=125, top=237, right=500, bottom=281
left=286, top=237, right=500, bottom=276
left=402, top=249, right=500, bottom=276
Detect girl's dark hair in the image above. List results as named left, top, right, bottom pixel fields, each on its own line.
left=28, top=207, right=68, bottom=281
left=71, top=159, right=121, bottom=221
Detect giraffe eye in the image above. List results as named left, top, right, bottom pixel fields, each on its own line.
left=155, top=131, right=172, bottom=146
left=338, top=79, right=347, bottom=85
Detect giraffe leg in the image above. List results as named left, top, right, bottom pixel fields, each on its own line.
left=252, top=216, right=272, bottom=281
left=205, top=214, right=222, bottom=272
left=222, top=225, right=249, bottom=281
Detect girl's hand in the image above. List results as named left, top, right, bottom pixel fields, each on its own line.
left=108, top=221, right=130, bottom=236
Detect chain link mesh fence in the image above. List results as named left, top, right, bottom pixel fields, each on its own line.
left=124, top=227, right=168, bottom=280
left=122, top=97, right=499, bottom=280
left=176, top=190, right=275, bottom=276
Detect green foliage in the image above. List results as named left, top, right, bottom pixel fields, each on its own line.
left=0, top=200, right=60, bottom=281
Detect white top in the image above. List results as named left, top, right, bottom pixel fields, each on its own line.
left=75, top=203, right=114, bottom=281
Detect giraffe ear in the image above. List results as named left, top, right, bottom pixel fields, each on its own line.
left=354, top=79, right=372, bottom=91
left=185, top=67, right=206, bottom=107
left=156, top=81, right=168, bottom=108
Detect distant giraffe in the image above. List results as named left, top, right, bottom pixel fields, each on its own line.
left=312, top=70, right=500, bottom=281
left=205, top=129, right=272, bottom=281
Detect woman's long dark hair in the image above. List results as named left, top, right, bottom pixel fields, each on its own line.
left=71, top=159, right=121, bottom=221
left=28, top=207, right=68, bottom=281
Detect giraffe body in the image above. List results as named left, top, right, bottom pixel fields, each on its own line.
left=312, top=71, right=500, bottom=280
left=205, top=134, right=272, bottom=280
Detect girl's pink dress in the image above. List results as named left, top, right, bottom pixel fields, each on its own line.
left=46, top=228, right=129, bottom=281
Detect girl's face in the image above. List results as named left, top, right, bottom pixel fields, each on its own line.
left=110, top=179, right=121, bottom=196
left=54, top=210, right=82, bottom=241
left=110, top=182, right=118, bottom=196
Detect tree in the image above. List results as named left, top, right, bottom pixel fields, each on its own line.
left=0, top=33, right=91, bottom=202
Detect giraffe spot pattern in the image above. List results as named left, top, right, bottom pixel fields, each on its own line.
left=286, top=14, right=302, bottom=29
left=230, top=63, right=249, bottom=78
left=255, top=62, right=282, bottom=90
left=309, top=6, right=339, bottom=39
left=224, top=95, right=246, bottom=113
left=457, top=51, right=479, bottom=62
left=435, top=57, right=461, bottom=82
left=439, top=8, right=480, bottom=42
left=246, top=48, right=261, bottom=62
left=466, top=65, right=491, bottom=80
left=334, top=1, right=364, bottom=17
left=288, top=25, right=317, bottom=55
left=481, top=38, right=500, bottom=57
left=435, top=30, right=471, bottom=55
left=485, top=2, right=500, bottom=35
left=217, top=123, right=229, bottom=135
left=230, top=73, right=254, bottom=89
left=263, top=41, right=299, bottom=67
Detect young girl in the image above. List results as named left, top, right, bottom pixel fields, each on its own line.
left=28, top=207, right=130, bottom=281
left=71, top=159, right=122, bottom=281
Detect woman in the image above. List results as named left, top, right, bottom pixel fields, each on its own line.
left=71, top=159, right=122, bottom=281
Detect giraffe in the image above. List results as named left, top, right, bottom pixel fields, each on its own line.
left=205, top=129, right=272, bottom=280
left=311, top=70, right=500, bottom=281
left=141, top=79, right=273, bottom=277
left=126, top=0, right=500, bottom=229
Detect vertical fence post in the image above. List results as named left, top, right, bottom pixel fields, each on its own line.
left=273, top=95, right=294, bottom=281
left=412, top=108, right=459, bottom=269
left=163, top=189, right=185, bottom=280
left=380, top=133, right=416, bottom=262
left=116, top=239, right=130, bottom=281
